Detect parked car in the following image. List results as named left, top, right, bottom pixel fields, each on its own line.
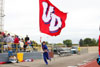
left=71, top=46, right=78, bottom=54
left=53, top=47, right=72, bottom=56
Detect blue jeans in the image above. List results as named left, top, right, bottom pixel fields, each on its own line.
left=43, top=52, right=50, bottom=65
left=0, top=44, right=1, bottom=53
left=8, top=50, right=13, bottom=57
left=12, top=44, right=20, bottom=52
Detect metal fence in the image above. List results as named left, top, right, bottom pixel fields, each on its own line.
left=0, top=42, right=53, bottom=53
left=0, top=42, right=36, bottom=53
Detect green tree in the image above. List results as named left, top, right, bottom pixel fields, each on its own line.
left=96, top=39, right=99, bottom=46
left=45, top=41, right=49, bottom=45
left=56, top=43, right=63, bottom=45
left=49, top=43, right=53, bottom=45
left=32, top=40, right=38, bottom=46
left=91, top=39, right=97, bottom=46
left=79, top=39, right=84, bottom=46
left=84, top=38, right=92, bottom=46
left=84, top=38, right=97, bottom=46
left=63, top=40, right=72, bottom=47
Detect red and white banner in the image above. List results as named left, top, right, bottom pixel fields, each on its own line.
left=39, top=0, right=67, bottom=36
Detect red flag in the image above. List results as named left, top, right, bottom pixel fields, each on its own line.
left=39, top=0, right=67, bottom=36
left=99, top=35, right=100, bottom=56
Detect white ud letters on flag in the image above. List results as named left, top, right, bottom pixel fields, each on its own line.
left=40, top=0, right=67, bottom=36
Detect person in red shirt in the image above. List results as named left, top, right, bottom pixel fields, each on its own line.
left=13, top=35, right=20, bottom=52
left=14, top=35, right=19, bottom=44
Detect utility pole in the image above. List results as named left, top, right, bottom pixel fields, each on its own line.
left=0, top=0, right=4, bottom=31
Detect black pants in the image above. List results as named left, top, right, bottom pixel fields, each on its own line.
left=24, top=45, right=27, bottom=51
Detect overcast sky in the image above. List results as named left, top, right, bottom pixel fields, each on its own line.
left=4, top=0, right=100, bottom=44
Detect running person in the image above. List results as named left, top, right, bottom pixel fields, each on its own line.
left=42, top=41, right=51, bottom=65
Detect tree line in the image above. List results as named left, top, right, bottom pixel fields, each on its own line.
left=31, top=38, right=99, bottom=47
left=79, top=38, right=98, bottom=47
left=57, top=38, right=98, bottom=47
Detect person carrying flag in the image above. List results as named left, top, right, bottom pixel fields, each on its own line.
left=42, top=41, right=51, bottom=65
left=97, top=26, right=100, bottom=65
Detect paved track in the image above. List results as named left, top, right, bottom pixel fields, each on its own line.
left=80, top=60, right=99, bottom=67
left=0, top=53, right=98, bottom=67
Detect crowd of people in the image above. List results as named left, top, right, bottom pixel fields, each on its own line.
left=0, top=32, right=33, bottom=53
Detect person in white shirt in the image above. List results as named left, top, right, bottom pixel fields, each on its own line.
left=5, top=34, right=14, bottom=48
left=19, top=38, right=24, bottom=51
